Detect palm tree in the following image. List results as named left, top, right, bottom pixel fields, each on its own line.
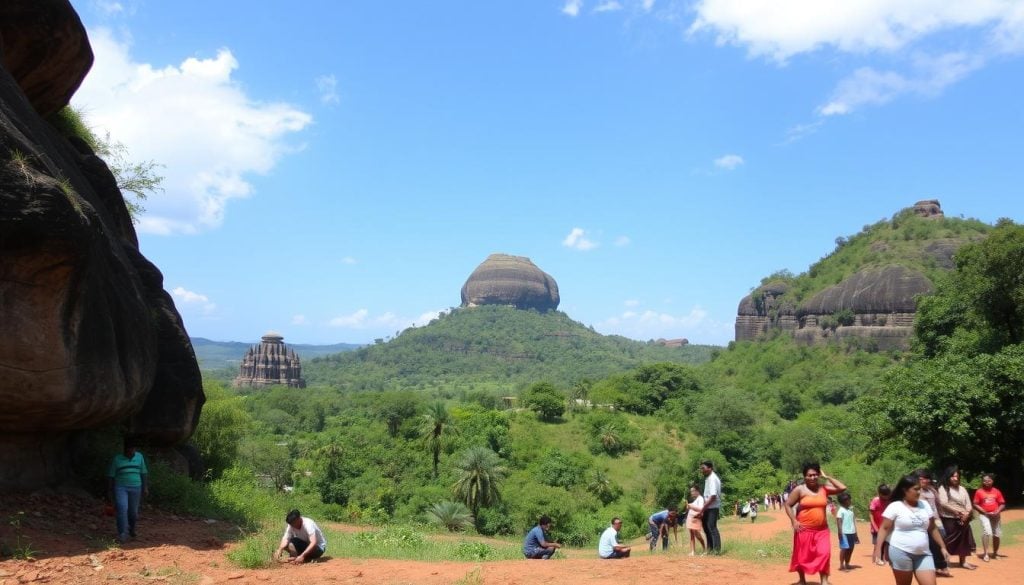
left=424, top=501, right=474, bottom=532
left=452, top=446, right=506, bottom=517
left=598, top=423, right=621, bottom=453
left=421, top=402, right=459, bottom=479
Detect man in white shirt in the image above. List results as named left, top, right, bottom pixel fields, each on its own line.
left=276, top=509, right=327, bottom=563
left=598, top=517, right=631, bottom=559
left=701, top=460, right=722, bottom=554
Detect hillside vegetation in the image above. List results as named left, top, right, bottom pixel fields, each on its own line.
left=304, top=305, right=716, bottom=392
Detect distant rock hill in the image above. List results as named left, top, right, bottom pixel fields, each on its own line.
left=735, top=201, right=991, bottom=350
left=190, top=337, right=361, bottom=371
left=461, top=253, right=560, bottom=312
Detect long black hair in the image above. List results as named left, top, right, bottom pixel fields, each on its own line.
left=890, top=474, right=920, bottom=504
left=938, top=465, right=960, bottom=497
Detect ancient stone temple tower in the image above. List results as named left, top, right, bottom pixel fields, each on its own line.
left=234, top=332, right=306, bottom=389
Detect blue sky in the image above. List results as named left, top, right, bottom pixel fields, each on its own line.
left=68, top=0, right=1024, bottom=346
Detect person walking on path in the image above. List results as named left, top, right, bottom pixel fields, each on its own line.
left=523, top=515, right=562, bottom=559
left=938, top=465, right=977, bottom=570
left=107, top=438, right=149, bottom=544
left=873, top=474, right=950, bottom=585
left=275, top=509, right=327, bottom=563
left=972, top=473, right=1006, bottom=561
left=785, top=463, right=847, bottom=585
left=700, top=460, right=722, bottom=554
left=916, top=469, right=953, bottom=577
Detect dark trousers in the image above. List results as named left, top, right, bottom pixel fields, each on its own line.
left=289, top=538, right=324, bottom=560
left=702, top=507, right=721, bottom=552
left=929, top=530, right=948, bottom=569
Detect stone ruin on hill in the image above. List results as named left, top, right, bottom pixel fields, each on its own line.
left=735, top=201, right=955, bottom=351
left=0, top=0, right=203, bottom=489
left=234, top=332, right=307, bottom=389
left=461, top=253, right=560, bottom=312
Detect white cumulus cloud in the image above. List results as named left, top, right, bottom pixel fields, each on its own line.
left=291, top=314, right=307, bottom=325
left=328, top=309, right=444, bottom=330
left=72, top=28, right=312, bottom=235
left=562, top=0, right=584, bottom=17
left=172, top=286, right=216, bottom=314
left=563, top=227, right=598, bottom=251
left=597, top=305, right=732, bottom=343
left=595, top=1, right=623, bottom=13
left=713, top=154, right=744, bottom=170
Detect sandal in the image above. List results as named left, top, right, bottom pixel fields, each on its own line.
left=982, top=554, right=990, bottom=562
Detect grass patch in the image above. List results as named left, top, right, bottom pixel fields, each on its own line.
left=722, top=532, right=792, bottom=562
left=226, top=528, right=279, bottom=569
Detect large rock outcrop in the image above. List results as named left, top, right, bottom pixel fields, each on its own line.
left=234, top=332, right=306, bottom=389
left=0, top=0, right=203, bottom=489
left=736, top=266, right=933, bottom=351
left=461, top=253, right=560, bottom=311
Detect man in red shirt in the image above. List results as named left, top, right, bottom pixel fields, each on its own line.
left=972, top=473, right=1006, bottom=561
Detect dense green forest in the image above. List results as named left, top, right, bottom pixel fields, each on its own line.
left=151, top=214, right=1022, bottom=567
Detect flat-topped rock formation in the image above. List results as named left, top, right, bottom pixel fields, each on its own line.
left=461, top=253, right=560, bottom=312
left=234, top=332, right=306, bottom=388
left=0, top=0, right=203, bottom=489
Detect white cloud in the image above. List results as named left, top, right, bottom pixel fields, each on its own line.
left=328, top=308, right=443, bottom=330
left=614, top=235, right=631, bottom=247
left=72, top=28, right=312, bottom=235
left=713, top=154, right=744, bottom=170
left=780, top=120, right=824, bottom=144
left=624, top=299, right=640, bottom=307
left=562, top=0, right=583, bottom=17
left=172, top=286, right=216, bottom=314
left=563, top=227, right=598, bottom=251
left=291, top=314, right=307, bottom=325
left=597, top=305, right=733, bottom=343
left=315, top=74, right=340, bottom=105
left=688, top=0, right=1022, bottom=62
left=93, top=1, right=125, bottom=15
left=329, top=309, right=370, bottom=328
left=819, top=52, right=984, bottom=116
left=341, top=256, right=358, bottom=265
left=595, top=1, right=623, bottom=13
left=642, top=0, right=656, bottom=12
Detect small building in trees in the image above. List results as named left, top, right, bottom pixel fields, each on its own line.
left=233, top=331, right=306, bottom=388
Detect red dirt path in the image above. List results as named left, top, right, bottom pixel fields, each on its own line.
left=1, top=492, right=1021, bottom=585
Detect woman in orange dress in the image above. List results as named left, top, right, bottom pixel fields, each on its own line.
left=784, top=463, right=848, bottom=585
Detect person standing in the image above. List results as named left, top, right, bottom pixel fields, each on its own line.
left=937, top=465, right=977, bottom=570
left=107, top=438, right=149, bottom=544
left=972, top=473, right=1006, bottom=561
left=598, top=517, right=631, bottom=559
left=916, top=469, right=953, bottom=577
left=834, top=492, right=859, bottom=571
left=700, top=460, right=722, bottom=554
left=275, top=509, right=326, bottom=563
left=684, top=485, right=707, bottom=556
left=870, top=484, right=893, bottom=564
left=784, top=463, right=847, bottom=585
left=873, top=474, right=950, bottom=585
left=523, top=515, right=562, bottom=559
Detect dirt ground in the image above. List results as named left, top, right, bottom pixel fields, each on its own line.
left=1, top=491, right=1021, bottom=585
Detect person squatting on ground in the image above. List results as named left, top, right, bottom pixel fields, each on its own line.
left=916, top=469, right=953, bottom=577
left=523, top=515, right=562, bottom=559
left=784, top=463, right=847, bottom=585
left=647, top=507, right=678, bottom=551
left=107, top=438, right=149, bottom=544
left=873, top=474, right=950, bottom=585
left=685, top=485, right=707, bottom=556
left=598, top=517, right=631, bottom=559
left=972, top=472, right=1006, bottom=562
left=937, top=465, right=977, bottom=570
left=834, top=492, right=859, bottom=571
left=871, top=483, right=893, bottom=565
left=700, top=460, right=722, bottom=554
left=275, top=509, right=326, bottom=563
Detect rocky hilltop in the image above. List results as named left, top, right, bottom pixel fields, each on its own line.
left=461, top=253, right=560, bottom=312
left=0, top=0, right=203, bottom=488
left=735, top=201, right=989, bottom=350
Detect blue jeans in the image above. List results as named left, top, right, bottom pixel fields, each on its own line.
left=114, top=484, right=141, bottom=540
left=702, top=507, right=721, bottom=552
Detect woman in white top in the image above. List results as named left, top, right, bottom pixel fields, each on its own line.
left=685, top=485, right=706, bottom=556
left=873, top=474, right=950, bottom=585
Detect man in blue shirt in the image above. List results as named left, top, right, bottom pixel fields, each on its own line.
left=523, top=515, right=562, bottom=559
left=648, top=507, right=678, bottom=550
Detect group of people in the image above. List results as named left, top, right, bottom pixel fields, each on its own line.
left=784, top=463, right=1007, bottom=585
left=523, top=460, right=725, bottom=560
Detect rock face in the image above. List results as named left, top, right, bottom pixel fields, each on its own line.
left=0, top=1, right=203, bottom=489
left=736, top=266, right=932, bottom=351
left=234, top=332, right=307, bottom=389
left=913, top=199, right=944, bottom=219
left=461, top=254, right=560, bottom=311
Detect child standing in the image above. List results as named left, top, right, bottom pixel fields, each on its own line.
left=835, top=492, right=859, bottom=570
left=869, top=484, right=891, bottom=565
